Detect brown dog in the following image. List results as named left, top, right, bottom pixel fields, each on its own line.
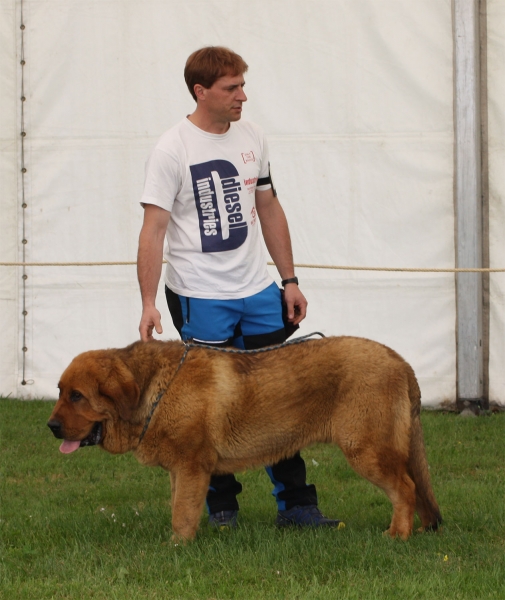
left=48, top=335, right=441, bottom=541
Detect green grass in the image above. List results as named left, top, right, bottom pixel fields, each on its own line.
left=1, top=400, right=504, bottom=599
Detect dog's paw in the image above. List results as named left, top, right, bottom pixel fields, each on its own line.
left=383, top=526, right=411, bottom=541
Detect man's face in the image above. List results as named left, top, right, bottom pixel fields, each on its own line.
left=199, top=73, right=247, bottom=124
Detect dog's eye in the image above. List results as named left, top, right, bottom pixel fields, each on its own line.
left=70, top=391, right=83, bottom=403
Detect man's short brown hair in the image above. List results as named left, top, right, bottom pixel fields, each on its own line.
left=184, top=46, right=249, bottom=101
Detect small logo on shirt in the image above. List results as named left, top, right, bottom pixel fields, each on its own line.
left=242, top=151, right=255, bottom=164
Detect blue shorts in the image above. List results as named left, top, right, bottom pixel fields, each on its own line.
left=165, top=282, right=287, bottom=349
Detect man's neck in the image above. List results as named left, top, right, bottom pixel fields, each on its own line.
left=187, top=110, right=230, bottom=135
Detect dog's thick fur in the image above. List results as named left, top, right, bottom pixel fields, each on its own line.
left=48, top=336, right=441, bottom=541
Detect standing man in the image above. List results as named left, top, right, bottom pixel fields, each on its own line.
left=137, top=46, right=340, bottom=529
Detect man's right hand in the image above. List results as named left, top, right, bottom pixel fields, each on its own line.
left=137, top=204, right=171, bottom=342
left=139, top=306, right=163, bottom=342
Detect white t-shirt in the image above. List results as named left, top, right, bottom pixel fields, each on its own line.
left=141, top=118, right=274, bottom=299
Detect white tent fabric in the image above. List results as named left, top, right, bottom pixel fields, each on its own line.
left=0, top=0, right=500, bottom=407
left=1, top=2, right=19, bottom=397
left=488, top=0, right=505, bottom=405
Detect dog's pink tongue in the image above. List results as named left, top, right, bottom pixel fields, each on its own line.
left=59, top=440, right=81, bottom=454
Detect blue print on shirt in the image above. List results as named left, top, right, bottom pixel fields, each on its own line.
left=190, top=160, right=248, bottom=253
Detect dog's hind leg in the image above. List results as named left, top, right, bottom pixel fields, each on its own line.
left=169, top=467, right=211, bottom=542
left=380, top=469, right=416, bottom=541
left=344, top=449, right=416, bottom=540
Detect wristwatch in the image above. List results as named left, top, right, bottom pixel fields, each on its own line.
left=281, top=277, right=299, bottom=287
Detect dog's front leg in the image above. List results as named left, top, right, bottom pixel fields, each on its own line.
left=169, top=471, right=177, bottom=515
left=170, top=467, right=210, bottom=542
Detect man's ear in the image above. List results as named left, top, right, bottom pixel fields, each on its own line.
left=98, top=360, right=140, bottom=421
left=194, top=84, right=206, bottom=101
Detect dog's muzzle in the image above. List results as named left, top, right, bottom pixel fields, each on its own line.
left=47, top=420, right=103, bottom=447
left=79, top=422, right=103, bottom=447
left=47, top=419, right=64, bottom=438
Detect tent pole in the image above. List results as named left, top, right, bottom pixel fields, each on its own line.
left=453, top=0, right=486, bottom=412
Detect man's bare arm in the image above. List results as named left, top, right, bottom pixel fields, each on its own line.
left=137, top=204, right=171, bottom=341
left=255, top=188, right=307, bottom=325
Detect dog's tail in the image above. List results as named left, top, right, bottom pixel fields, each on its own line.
left=406, top=368, right=442, bottom=531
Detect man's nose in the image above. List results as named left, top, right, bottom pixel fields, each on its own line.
left=237, top=89, right=247, bottom=102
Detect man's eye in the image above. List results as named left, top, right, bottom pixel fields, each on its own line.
left=70, top=391, right=83, bottom=403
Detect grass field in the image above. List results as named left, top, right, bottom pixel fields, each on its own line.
left=1, top=399, right=504, bottom=599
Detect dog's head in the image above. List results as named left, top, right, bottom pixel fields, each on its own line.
left=47, top=350, right=140, bottom=454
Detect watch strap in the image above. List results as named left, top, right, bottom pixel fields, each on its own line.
left=281, top=277, right=299, bottom=287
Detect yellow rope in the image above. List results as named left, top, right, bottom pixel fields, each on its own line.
left=0, top=261, right=504, bottom=273
left=1, top=261, right=139, bottom=267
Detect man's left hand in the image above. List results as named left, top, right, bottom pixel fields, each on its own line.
left=283, top=284, right=308, bottom=325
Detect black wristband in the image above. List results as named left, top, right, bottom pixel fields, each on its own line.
left=281, top=277, right=299, bottom=287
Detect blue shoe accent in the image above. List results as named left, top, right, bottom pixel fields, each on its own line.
left=275, top=505, right=342, bottom=528
left=208, top=510, right=238, bottom=529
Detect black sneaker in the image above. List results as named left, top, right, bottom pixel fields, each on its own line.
left=276, top=505, right=344, bottom=528
left=208, top=510, right=238, bottom=530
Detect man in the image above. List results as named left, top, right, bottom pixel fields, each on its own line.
left=137, top=46, right=339, bottom=529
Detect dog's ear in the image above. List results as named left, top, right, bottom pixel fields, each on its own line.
left=98, top=359, right=140, bottom=421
